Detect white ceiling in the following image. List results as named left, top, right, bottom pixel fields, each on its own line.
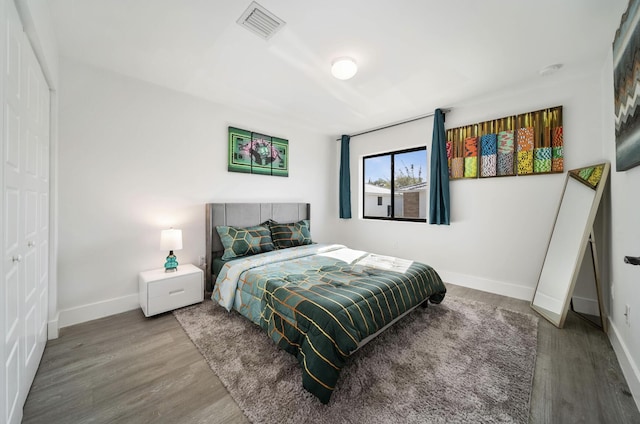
left=50, top=0, right=628, bottom=135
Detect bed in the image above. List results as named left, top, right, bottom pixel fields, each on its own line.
left=205, top=203, right=447, bottom=404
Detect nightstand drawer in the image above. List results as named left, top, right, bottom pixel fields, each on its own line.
left=148, top=273, right=201, bottom=298
left=147, top=284, right=202, bottom=316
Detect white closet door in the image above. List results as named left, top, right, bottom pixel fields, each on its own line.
left=3, top=3, right=24, bottom=422
left=23, top=4, right=49, bottom=388
left=1, top=0, right=50, bottom=422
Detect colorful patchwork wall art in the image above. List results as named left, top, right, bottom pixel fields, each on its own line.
left=228, top=127, right=289, bottom=177
left=495, top=117, right=516, bottom=177
left=447, top=125, right=479, bottom=179
left=447, top=106, right=563, bottom=180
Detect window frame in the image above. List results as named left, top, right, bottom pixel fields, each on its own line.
left=362, top=146, right=427, bottom=223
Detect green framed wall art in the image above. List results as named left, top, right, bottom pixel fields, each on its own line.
left=228, top=127, right=289, bottom=177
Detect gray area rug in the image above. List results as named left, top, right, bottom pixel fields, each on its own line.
left=173, top=296, right=538, bottom=424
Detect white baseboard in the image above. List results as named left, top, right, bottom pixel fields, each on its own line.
left=440, top=270, right=535, bottom=301
left=608, top=319, right=640, bottom=412
left=58, top=293, right=140, bottom=329
left=47, top=312, right=59, bottom=340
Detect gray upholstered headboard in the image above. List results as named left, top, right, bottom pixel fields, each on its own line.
left=205, top=202, right=310, bottom=292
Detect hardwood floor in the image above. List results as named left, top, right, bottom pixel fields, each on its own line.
left=22, top=284, right=640, bottom=424
left=448, top=285, right=640, bottom=424
left=22, top=307, right=248, bottom=424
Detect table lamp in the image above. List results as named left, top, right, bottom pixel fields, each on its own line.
left=160, top=228, right=183, bottom=272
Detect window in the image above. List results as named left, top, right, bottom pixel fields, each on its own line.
left=363, top=147, right=427, bottom=222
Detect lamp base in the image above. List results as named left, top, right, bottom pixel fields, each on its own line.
left=164, top=250, right=179, bottom=273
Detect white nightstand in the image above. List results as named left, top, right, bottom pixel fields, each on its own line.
left=139, top=263, right=204, bottom=317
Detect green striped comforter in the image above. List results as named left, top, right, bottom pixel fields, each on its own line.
left=212, top=244, right=446, bottom=404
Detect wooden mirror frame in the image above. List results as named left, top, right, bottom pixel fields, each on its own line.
left=531, top=162, right=610, bottom=328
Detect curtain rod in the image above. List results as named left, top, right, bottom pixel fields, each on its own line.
left=335, top=108, right=451, bottom=141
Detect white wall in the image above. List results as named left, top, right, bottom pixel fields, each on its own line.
left=602, top=49, right=640, bottom=408
left=364, top=193, right=390, bottom=217
left=418, top=190, right=426, bottom=219
left=328, top=66, right=609, bottom=302
left=56, top=59, right=333, bottom=327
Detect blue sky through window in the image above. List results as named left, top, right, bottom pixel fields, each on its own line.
left=364, top=149, right=426, bottom=184
left=364, top=155, right=390, bottom=183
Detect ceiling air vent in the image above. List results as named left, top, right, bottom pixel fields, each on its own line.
left=237, top=1, right=285, bottom=40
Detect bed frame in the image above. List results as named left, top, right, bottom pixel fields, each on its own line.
left=205, top=202, right=310, bottom=292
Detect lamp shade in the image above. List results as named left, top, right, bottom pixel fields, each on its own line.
left=160, top=228, right=183, bottom=251
left=331, top=57, right=357, bottom=80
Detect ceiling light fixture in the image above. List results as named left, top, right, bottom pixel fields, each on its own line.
left=331, top=57, right=358, bottom=80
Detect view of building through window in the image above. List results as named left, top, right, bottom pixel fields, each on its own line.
left=363, top=147, right=427, bottom=221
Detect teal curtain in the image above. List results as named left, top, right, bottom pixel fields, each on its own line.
left=429, top=109, right=450, bottom=225
left=339, top=135, right=352, bottom=218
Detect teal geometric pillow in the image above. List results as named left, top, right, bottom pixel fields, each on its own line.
left=269, top=220, right=312, bottom=249
left=216, top=224, right=275, bottom=260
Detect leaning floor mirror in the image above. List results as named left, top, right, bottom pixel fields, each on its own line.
left=531, top=162, right=610, bottom=328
